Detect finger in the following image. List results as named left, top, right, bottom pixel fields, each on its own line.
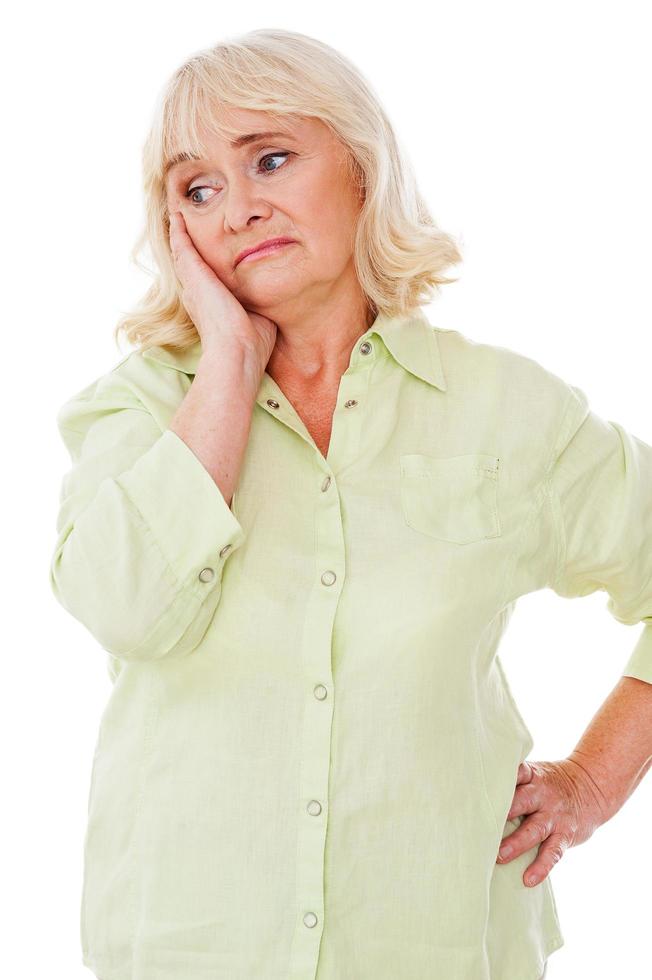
left=168, top=211, right=211, bottom=281
left=168, top=208, right=181, bottom=240
left=168, top=210, right=186, bottom=266
left=496, top=811, right=553, bottom=863
left=522, top=831, right=568, bottom=887
left=515, top=760, right=533, bottom=785
left=507, top=780, right=541, bottom=820
left=169, top=208, right=190, bottom=242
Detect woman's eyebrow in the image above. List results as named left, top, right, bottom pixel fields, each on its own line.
left=165, top=131, right=298, bottom=174
left=231, top=129, right=297, bottom=147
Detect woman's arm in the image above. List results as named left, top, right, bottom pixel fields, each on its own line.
left=497, top=384, right=652, bottom=887
left=496, top=675, right=652, bottom=887
left=49, top=346, right=260, bottom=664
left=567, top=673, right=652, bottom=822
left=168, top=344, right=259, bottom=509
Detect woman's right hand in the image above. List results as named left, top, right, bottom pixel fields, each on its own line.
left=168, top=209, right=278, bottom=381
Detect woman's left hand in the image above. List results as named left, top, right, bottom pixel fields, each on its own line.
left=496, top=757, right=613, bottom=887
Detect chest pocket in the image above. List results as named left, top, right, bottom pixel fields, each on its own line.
left=399, top=452, right=501, bottom=545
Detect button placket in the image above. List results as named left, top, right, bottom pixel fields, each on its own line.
left=259, top=339, right=375, bottom=473
left=287, top=465, right=349, bottom=977
left=322, top=338, right=374, bottom=472
left=283, top=337, right=376, bottom=977
left=198, top=541, right=234, bottom=583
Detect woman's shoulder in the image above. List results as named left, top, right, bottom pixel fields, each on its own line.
left=55, top=344, right=196, bottom=439
left=433, top=322, right=587, bottom=428
left=428, top=322, right=590, bottom=470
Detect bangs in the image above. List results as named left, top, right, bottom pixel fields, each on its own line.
left=159, top=64, right=302, bottom=178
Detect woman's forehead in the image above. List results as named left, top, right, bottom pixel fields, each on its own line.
left=164, top=129, right=300, bottom=177
left=164, top=114, right=323, bottom=175
left=184, top=106, right=306, bottom=144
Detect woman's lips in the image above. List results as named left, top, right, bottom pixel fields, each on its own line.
left=237, top=240, right=297, bottom=265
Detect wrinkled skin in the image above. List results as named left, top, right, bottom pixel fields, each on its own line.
left=496, top=757, right=612, bottom=887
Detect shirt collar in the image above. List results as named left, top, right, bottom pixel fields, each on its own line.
left=368, top=308, right=447, bottom=391
left=140, top=308, right=447, bottom=392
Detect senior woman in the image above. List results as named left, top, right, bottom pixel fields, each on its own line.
left=49, top=29, right=652, bottom=980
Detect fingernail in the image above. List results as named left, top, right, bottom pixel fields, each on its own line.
left=499, top=844, right=512, bottom=858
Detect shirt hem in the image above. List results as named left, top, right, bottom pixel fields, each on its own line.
left=82, top=931, right=566, bottom=980
left=528, top=930, right=565, bottom=980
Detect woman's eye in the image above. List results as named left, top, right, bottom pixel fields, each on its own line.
left=258, top=151, right=291, bottom=173
left=185, top=186, right=215, bottom=205
left=184, top=152, right=292, bottom=206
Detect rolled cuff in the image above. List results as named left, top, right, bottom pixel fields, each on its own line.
left=116, top=427, right=245, bottom=590
left=621, top=624, right=652, bottom=685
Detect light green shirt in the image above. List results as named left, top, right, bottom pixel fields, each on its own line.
left=50, top=308, right=652, bottom=980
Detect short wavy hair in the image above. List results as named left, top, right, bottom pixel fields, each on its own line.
left=114, top=28, right=464, bottom=354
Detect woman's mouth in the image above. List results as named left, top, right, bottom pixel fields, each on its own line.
left=236, top=239, right=297, bottom=266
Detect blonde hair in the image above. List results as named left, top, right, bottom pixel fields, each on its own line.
left=114, top=28, right=464, bottom=354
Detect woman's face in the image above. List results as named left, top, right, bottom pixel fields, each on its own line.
left=164, top=108, right=364, bottom=313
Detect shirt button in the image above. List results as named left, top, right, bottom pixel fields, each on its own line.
left=266, top=398, right=280, bottom=409
left=198, top=567, right=215, bottom=583
left=307, top=800, right=322, bottom=816
left=344, top=399, right=358, bottom=409
left=321, top=570, right=337, bottom=586
left=359, top=341, right=372, bottom=355
left=321, top=476, right=331, bottom=492
left=313, top=684, right=328, bottom=700
left=219, top=543, right=232, bottom=558
left=303, top=912, right=318, bottom=928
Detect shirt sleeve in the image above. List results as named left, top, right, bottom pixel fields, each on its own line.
left=49, top=380, right=246, bottom=664
left=546, top=383, right=652, bottom=684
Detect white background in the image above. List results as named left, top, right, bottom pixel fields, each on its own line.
left=4, top=1, right=650, bottom=977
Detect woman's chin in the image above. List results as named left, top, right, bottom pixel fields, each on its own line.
left=237, top=277, right=305, bottom=309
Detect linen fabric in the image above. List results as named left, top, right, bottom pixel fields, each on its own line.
left=50, top=308, right=652, bottom=980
